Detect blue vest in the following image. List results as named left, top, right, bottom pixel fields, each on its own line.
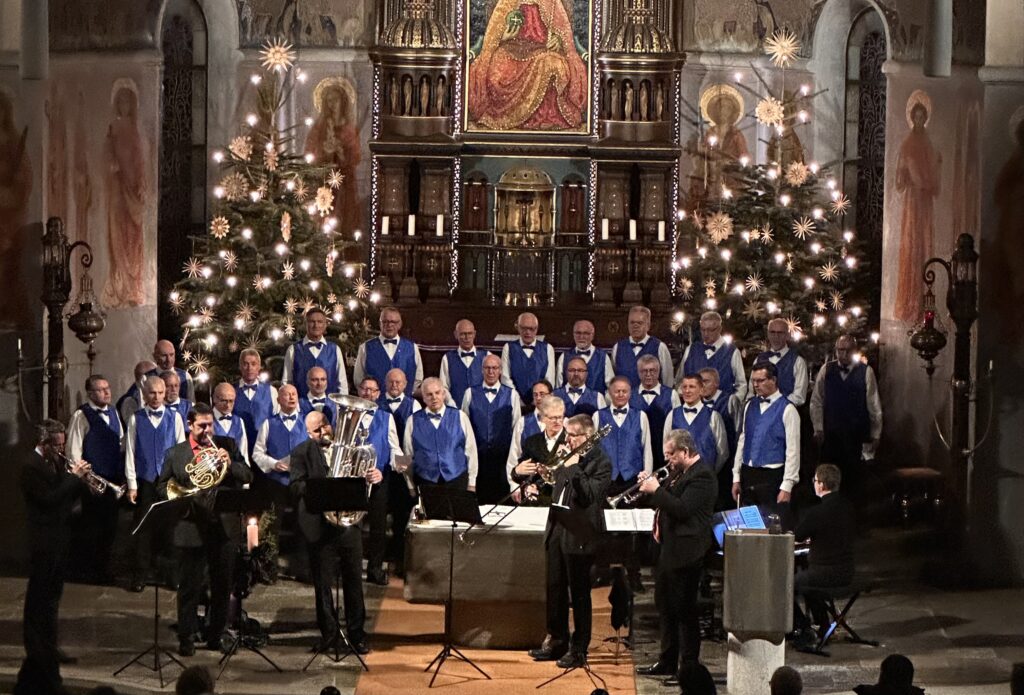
left=553, top=386, right=602, bottom=417
left=214, top=413, right=247, bottom=455
left=445, top=349, right=487, bottom=406
left=598, top=407, right=645, bottom=481
left=363, top=409, right=394, bottom=473
left=467, top=385, right=514, bottom=453
left=266, top=414, right=309, bottom=484
left=706, top=392, right=737, bottom=454
left=562, top=348, right=610, bottom=394
left=80, top=405, right=123, bottom=482
left=299, top=396, right=337, bottom=428
left=823, top=362, right=871, bottom=440
left=365, top=337, right=418, bottom=397
left=613, top=337, right=664, bottom=388
left=754, top=348, right=799, bottom=399
left=133, top=409, right=179, bottom=483
left=507, top=341, right=550, bottom=401
left=292, top=340, right=340, bottom=399
left=167, top=399, right=192, bottom=433
left=411, top=409, right=467, bottom=483
left=636, top=387, right=674, bottom=468
left=684, top=342, right=739, bottom=396
left=520, top=414, right=542, bottom=448
left=743, top=397, right=790, bottom=467
left=671, top=406, right=718, bottom=470
left=379, top=395, right=416, bottom=441
left=234, top=381, right=275, bottom=457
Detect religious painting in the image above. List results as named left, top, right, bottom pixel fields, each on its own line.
left=893, top=90, right=942, bottom=324
left=236, top=0, right=372, bottom=48
left=304, top=77, right=363, bottom=235
left=0, top=88, right=34, bottom=329
left=689, top=0, right=824, bottom=53
left=686, top=83, right=749, bottom=208
left=103, top=78, right=148, bottom=309
left=465, top=0, right=592, bottom=134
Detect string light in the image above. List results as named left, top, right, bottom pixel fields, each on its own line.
left=245, top=113, right=258, bottom=127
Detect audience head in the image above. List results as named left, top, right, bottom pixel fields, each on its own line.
left=699, top=311, right=723, bottom=344
left=238, top=348, right=262, bottom=383
left=531, top=380, right=553, bottom=406
left=454, top=319, right=476, bottom=350
left=770, top=665, right=803, bottom=695
left=697, top=367, right=720, bottom=398
left=607, top=375, right=632, bottom=408
left=175, top=664, right=215, bottom=695
left=573, top=319, right=596, bottom=348
left=85, top=374, right=112, bottom=407
left=482, top=354, right=502, bottom=385
left=877, top=654, right=915, bottom=687
left=277, top=384, right=299, bottom=412
left=153, top=339, right=177, bottom=371
left=814, top=463, right=841, bottom=497
left=304, top=308, right=328, bottom=340
left=678, top=661, right=716, bottom=695
left=212, top=383, right=236, bottom=415
left=565, top=357, right=588, bottom=388
left=1011, top=662, right=1024, bottom=695
left=637, top=354, right=661, bottom=388
left=385, top=368, right=408, bottom=398
left=379, top=306, right=403, bottom=338
left=627, top=305, right=652, bottom=340
left=306, top=366, right=328, bottom=397
left=319, top=687, right=342, bottom=695
left=515, top=312, right=539, bottom=344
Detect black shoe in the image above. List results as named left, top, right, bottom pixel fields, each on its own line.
left=556, top=652, right=587, bottom=669
left=311, top=635, right=337, bottom=653
left=56, top=649, right=77, bottom=665
left=366, top=569, right=389, bottom=586
left=204, top=633, right=228, bottom=652
left=178, top=640, right=195, bottom=657
left=351, top=639, right=370, bottom=655
left=636, top=661, right=675, bottom=676
left=528, top=644, right=567, bottom=661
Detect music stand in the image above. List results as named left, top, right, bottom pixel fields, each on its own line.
left=113, top=497, right=190, bottom=688
left=212, top=487, right=283, bottom=678
left=537, top=505, right=606, bottom=691
left=301, top=477, right=371, bottom=672
left=419, top=486, right=491, bottom=688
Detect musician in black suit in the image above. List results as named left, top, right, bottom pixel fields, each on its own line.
left=289, top=410, right=375, bottom=654
left=510, top=395, right=566, bottom=504
left=635, top=428, right=717, bottom=679
left=15, top=420, right=90, bottom=695
left=156, top=403, right=252, bottom=657
left=526, top=414, right=611, bottom=669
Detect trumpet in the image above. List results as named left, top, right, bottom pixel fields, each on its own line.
left=607, top=464, right=670, bottom=508
left=60, top=453, right=127, bottom=500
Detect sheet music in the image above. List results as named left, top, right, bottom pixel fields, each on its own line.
left=603, top=508, right=655, bottom=532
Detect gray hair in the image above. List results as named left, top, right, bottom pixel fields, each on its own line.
left=36, top=419, right=65, bottom=445
left=538, top=395, right=566, bottom=416
left=665, top=428, right=697, bottom=455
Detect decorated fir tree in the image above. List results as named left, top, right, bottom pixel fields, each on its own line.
left=169, top=40, right=377, bottom=385
left=675, top=29, right=874, bottom=364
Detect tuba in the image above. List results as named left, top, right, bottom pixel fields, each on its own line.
left=323, top=393, right=379, bottom=527
left=166, top=436, right=231, bottom=499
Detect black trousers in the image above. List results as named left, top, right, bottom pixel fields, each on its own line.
left=414, top=471, right=468, bottom=493
left=365, top=474, right=389, bottom=574
left=738, top=466, right=792, bottom=529
left=822, top=430, right=866, bottom=500
left=308, top=525, right=366, bottom=643
left=387, top=470, right=416, bottom=573
left=545, top=544, right=594, bottom=655
left=81, top=490, right=120, bottom=580
left=793, top=565, right=853, bottom=631
left=21, top=542, right=66, bottom=692
left=655, top=561, right=704, bottom=668
left=475, top=446, right=511, bottom=505
left=177, top=537, right=235, bottom=642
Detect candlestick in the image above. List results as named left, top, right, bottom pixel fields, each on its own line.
left=629, top=219, right=637, bottom=241
left=407, top=214, right=416, bottom=237
left=381, top=215, right=389, bottom=236
left=657, top=220, right=665, bottom=242
left=436, top=213, right=444, bottom=237
left=601, top=218, right=609, bottom=241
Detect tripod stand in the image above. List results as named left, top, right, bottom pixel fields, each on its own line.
left=303, top=566, right=369, bottom=672
left=420, top=486, right=491, bottom=688
left=113, top=499, right=189, bottom=687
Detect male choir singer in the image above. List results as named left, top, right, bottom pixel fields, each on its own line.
left=555, top=320, right=613, bottom=393
left=501, top=312, right=556, bottom=402
left=553, top=357, right=605, bottom=417
left=404, top=377, right=479, bottom=493
left=234, top=349, right=278, bottom=459
left=439, top=319, right=489, bottom=406
left=283, top=308, right=349, bottom=398
left=612, top=305, right=674, bottom=387
left=462, top=354, right=521, bottom=503
left=354, top=306, right=423, bottom=397
left=678, top=311, right=747, bottom=402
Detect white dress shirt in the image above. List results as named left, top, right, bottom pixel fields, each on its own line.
left=732, top=391, right=801, bottom=492
left=384, top=393, right=423, bottom=416
left=353, top=335, right=424, bottom=393
left=237, top=380, right=281, bottom=415
left=610, top=334, right=675, bottom=387
left=213, top=408, right=250, bottom=466
left=402, top=406, right=479, bottom=487
left=500, top=340, right=557, bottom=389
left=67, top=402, right=124, bottom=463
left=460, top=383, right=523, bottom=426
left=282, top=336, right=350, bottom=395
left=678, top=337, right=748, bottom=403
left=124, top=408, right=186, bottom=490
left=593, top=405, right=654, bottom=476
left=555, top=347, right=615, bottom=389
left=359, top=411, right=403, bottom=471
left=747, top=346, right=810, bottom=407
left=560, top=385, right=608, bottom=410
left=439, top=347, right=493, bottom=395
left=662, top=401, right=728, bottom=472
left=252, top=409, right=302, bottom=474
left=809, top=362, right=883, bottom=458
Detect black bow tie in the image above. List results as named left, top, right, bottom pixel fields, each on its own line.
left=281, top=414, right=297, bottom=422
left=683, top=407, right=698, bottom=414
left=483, top=387, right=498, bottom=395
left=147, top=409, right=163, bottom=418
left=387, top=397, right=402, bottom=404
left=307, top=341, right=324, bottom=350
left=460, top=351, right=476, bottom=358
left=311, top=397, right=326, bottom=403
left=575, top=349, right=591, bottom=356
left=428, top=412, right=443, bottom=421
left=703, top=399, right=714, bottom=406
left=613, top=407, right=628, bottom=415
left=641, top=389, right=658, bottom=396
left=97, top=408, right=110, bottom=416
left=765, top=351, right=781, bottom=359
left=759, top=396, right=772, bottom=404
left=569, top=387, right=583, bottom=395
left=703, top=344, right=717, bottom=353
left=631, top=342, right=646, bottom=349
left=521, top=344, right=534, bottom=352
left=218, top=415, right=233, bottom=421
left=839, top=365, right=851, bottom=374
left=382, top=338, right=398, bottom=345
left=241, top=384, right=257, bottom=393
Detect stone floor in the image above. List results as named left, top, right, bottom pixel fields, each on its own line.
left=0, top=525, right=1021, bottom=694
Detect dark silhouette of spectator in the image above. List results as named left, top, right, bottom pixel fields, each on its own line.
left=678, top=661, right=717, bottom=694
left=1011, top=663, right=1024, bottom=695
left=320, top=688, right=342, bottom=695
left=175, top=665, right=215, bottom=695
left=770, top=665, right=803, bottom=695
left=854, top=654, right=924, bottom=695
left=88, top=688, right=119, bottom=695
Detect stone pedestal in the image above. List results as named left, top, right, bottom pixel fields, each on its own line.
left=398, top=276, right=420, bottom=305
left=726, top=635, right=785, bottom=695
left=622, top=280, right=643, bottom=304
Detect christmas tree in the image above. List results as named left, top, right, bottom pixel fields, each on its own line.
left=674, top=30, right=875, bottom=364
left=169, top=40, right=377, bottom=385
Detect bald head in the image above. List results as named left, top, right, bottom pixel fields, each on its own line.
left=455, top=319, right=476, bottom=350
left=213, top=382, right=237, bottom=414
left=134, top=360, right=157, bottom=382
left=307, top=366, right=328, bottom=397
left=482, top=353, right=501, bottom=385
left=153, top=340, right=176, bottom=370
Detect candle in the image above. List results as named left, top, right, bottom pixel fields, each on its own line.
left=629, top=219, right=637, bottom=241
left=601, top=218, right=609, bottom=241
left=246, top=517, right=259, bottom=551
left=17, top=338, right=22, bottom=354
left=407, top=214, right=416, bottom=237
left=381, top=216, right=389, bottom=236
left=436, top=213, right=444, bottom=237
left=657, top=220, right=665, bottom=242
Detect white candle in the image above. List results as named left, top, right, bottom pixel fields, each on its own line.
left=657, top=220, right=665, bottom=242
left=407, top=214, right=416, bottom=236
left=246, top=518, right=259, bottom=551
left=629, top=219, right=637, bottom=241
left=436, top=213, right=444, bottom=237
left=381, top=215, right=389, bottom=236
left=17, top=338, right=22, bottom=354
left=601, top=218, right=609, bottom=241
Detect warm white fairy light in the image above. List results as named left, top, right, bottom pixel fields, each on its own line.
left=270, top=328, right=283, bottom=341
left=245, top=113, right=258, bottom=127
left=851, top=306, right=862, bottom=317
left=697, top=247, right=708, bottom=259
left=826, top=178, right=837, bottom=190
left=250, top=74, right=262, bottom=85
left=775, top=252, right=786, bottom=264
left=353, top=231, right=362, bottom=241
left=803, top=277, right=815, bottom=289
left=809, top=162, right=820, bottom=174
left=370, top=291, right=381, bottom=303
left=344, top=265, right=355, bottom=278
left=843, top=230, right=855, bottom=242
left=212, top=150, right=224, bottom=163
left=733, top=282, right=745, bottom=295
left=275, top=243, right=288, bottom=256
left=213, top=186, right=225, bottom=199
left=705, top=298, right=717, bottom=310
left=779, top=194, right=791, bottom=206
left=299, top=259, right=311, bottom=271
left=798, top=110, right=809, bottom=123
left=226, top=276, right=238, bottom=287
left=234, top=318, right=245, bottom=330
left=767, top=301, right=779, bottom=314
left=871, top=332, right=880, bottom=343
left=741, top=230, right=750, bottom=242
left=739, top=155, right=750, bottom=167
left=204, top=295, right=216, bottom=307
left=846, top=256, right=857, bottom=269
left=347, top=299, right=358, bottom=310
left=296, top=70, right=308, bottom=84
left=304, top=117, right=314, bottom=127
left=241, top=227, right=253, bottom=240
left=707, top=134, right=718, bottom=147
left=676, top=209, right=686, bottom=221
left=309, top=280, right=320, bottom=291
left=837, top=314, right=849, bottom=326
left=810, top=242, right=822, bottom=254
left=306, top=204, right=317, bottom=215
left=680, top=256, right=692, bottom=268
left=800, top=84, right=811, bottom=96
left=812, top=207, right=824, bottom=219
left=201, top=266, right=213, bottom=279
left=813, top=315, right=826, bottom=326
left=767, top=168, right=779, bottom=180
left=721, top=249, right=732, bottom=261
left=304, top=153, right=315, bottom=163
left=733, top=71, right=743, bottom=82
left=250, top=190, right=261, bottom=202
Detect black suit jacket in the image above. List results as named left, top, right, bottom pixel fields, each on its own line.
left=545, top=447, right=611, bottom=555
left=514, top=430, right=566, bottom=483
left=650, top=462, right=718, bottom=568
left=794, top=491, right=855, bottom=573
left=156, top=436, right=252, bottom=548
left=289, top=438, right=363, bottom=545
left=21, top=450, right=83, bottom=550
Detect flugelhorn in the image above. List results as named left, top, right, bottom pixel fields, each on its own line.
left=60, top=453, right=127, bottom=499
left=607, top=464, right=670, bottom=508
left=166, top=435, right=229, bottom=499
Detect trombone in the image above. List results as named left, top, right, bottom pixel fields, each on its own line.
left=59, top=453, right=127, bottom=500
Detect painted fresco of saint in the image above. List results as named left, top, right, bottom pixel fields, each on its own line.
left=304, top=77, right=362, bottom=234
left=467, top=0, right=588, bottom=132
left=893, top=91, right=941, bottom=324
left=103, top=78, right=148, bottom=309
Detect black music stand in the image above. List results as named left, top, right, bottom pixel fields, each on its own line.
left=302, top=477, right=371, bottom=672
left=213, top=487, right=283, bottom=678
left=113, top=497, right=190, bottom=688
left=536, top=505, right=606, bottom=691
left=419, top=486, right=491, bottom=688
